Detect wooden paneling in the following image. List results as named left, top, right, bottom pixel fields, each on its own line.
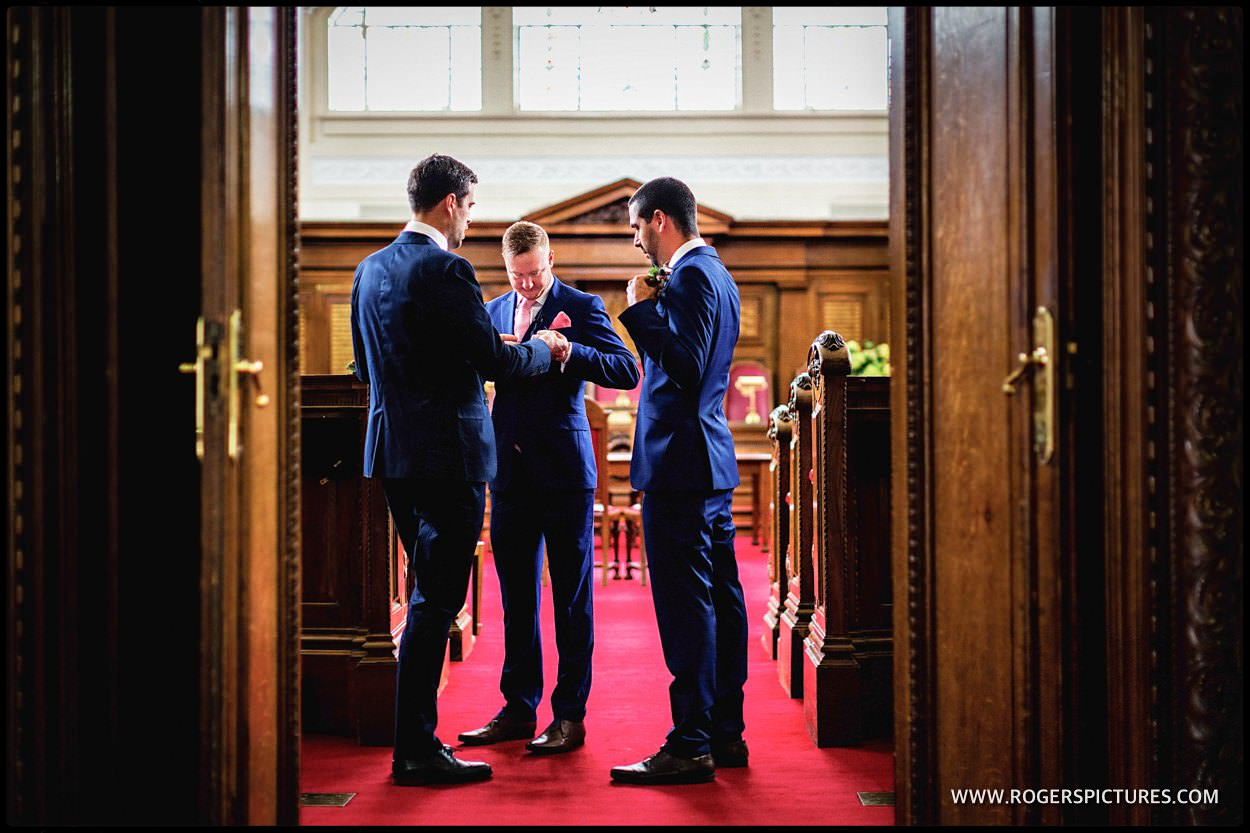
left=299, top=208, right=888, bottom=412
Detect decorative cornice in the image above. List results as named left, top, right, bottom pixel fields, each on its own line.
left=308, top=154, right=890, bottom=185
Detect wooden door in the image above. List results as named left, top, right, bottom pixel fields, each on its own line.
left=196, top=7, right=300, bottom=825
left=6, top=7, right=299, bottom=825
left=889, top=8, right=1081, bottom=824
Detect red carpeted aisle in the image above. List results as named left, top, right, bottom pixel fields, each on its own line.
left=300, top=537, right=894, bottom=826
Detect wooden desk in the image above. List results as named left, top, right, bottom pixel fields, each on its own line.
left=738, top=452, right=772, bottom=548
left=299, top=375, right=397, bottom=745
left=607, top=450, right=771, bottom=543
left=300, top=374, right=475, bottom=745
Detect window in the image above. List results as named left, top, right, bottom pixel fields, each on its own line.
left=515, top=7, right=740, bottom=112
left=772, top=7, right=887, bottom=111
left=327, top=7, right=482, bottom=111
left=319, top=7, right=890, bottom=116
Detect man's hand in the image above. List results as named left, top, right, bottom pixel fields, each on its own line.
left=534, top=329, right=571, bottom=362
left=627, top=274, right=658, bottom=307
left=499, top=332, right=519, bottom=343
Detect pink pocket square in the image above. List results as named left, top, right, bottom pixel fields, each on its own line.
left=548, top=311, right=573, bottom=329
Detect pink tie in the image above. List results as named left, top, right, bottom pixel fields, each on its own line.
left=516, top=296, right=535, bottom=337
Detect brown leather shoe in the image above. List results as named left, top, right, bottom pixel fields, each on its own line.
left=610, top=749, right=715, bottom=784
left=458, top=714, right=536, bottom=746
left=526, top=719, right=586, bottom=754
left=711, top=737, right=749, bottom=768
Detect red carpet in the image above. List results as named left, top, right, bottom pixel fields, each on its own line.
left=300, top=536, right=894, bottom=825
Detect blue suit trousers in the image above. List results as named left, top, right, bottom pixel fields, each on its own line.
left=490, top=487, right=595, bottom=722
left=384, top=478, right=485, bottom=759
left=642, top=489, right=748, bottom=757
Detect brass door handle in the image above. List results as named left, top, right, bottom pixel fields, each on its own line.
left=1002, top=347, right=1049, bottom=395
left=227, top=310, right=270, bottom=459
left=1002, top=307, right=1057, bottom=464
left=178, top=317, right=209, bottom=460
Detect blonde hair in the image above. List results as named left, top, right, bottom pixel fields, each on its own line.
left=502, top=221, right=550, bottom=257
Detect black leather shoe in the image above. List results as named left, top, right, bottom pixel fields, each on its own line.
left=526, top=719, right=586, bottom=754
left=711, top=737, right=749, bottom=768
left=392, top=746, right=492, bottom=786
left=610, top=750, right=715, bottom=785
left=458, top=714, right=536, bottom=746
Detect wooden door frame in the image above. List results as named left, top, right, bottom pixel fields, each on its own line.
left=198, top=7, right=302, bottom=825
left=891, top=6, right=1243, bottom=826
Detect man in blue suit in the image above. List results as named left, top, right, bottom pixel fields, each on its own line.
left=459, top=221, right=640, bottom=755
left=351, top=155, right=568, bottom=786
left=610, top=177, right=749, bottom=785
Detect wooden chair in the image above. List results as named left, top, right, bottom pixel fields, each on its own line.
left=584, top=399, right=616, bottom=585
left=586, top=397, right=647, bottom=585
left=607, top=499, right=646, bottom=585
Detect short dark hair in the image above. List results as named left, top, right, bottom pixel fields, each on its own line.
left=407, top=154, right=478, bottom=212
left=628, top=177, right=698, bottom=236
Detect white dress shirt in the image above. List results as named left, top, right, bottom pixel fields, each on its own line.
left=666, top=236, right=708, bottom=270
left=403, top=219, right=448, bottom=251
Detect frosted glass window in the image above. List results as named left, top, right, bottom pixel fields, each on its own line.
left=517, top=25, right=581, bottom=110
left=515, top=7, right=740, bottom=112
left=773, top=6, right=887, bottom=111
left=327, top=6, right=482, bottom=112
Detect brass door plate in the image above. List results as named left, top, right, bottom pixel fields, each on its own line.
left=857, top=791, right=896, bottom=807
left=300, top=792, right=356, bottom=807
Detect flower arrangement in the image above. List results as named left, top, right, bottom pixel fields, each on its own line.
left=847, top=340, right=890, bottom=376
left=644, top=265, right=672, bottom=292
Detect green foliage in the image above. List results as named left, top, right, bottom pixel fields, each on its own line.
left=846, top=340, right=891, bottom=376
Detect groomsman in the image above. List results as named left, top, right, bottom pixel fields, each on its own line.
left=460, top=221, right=639, bottom=754
left=350, top=155, right=567, bottom=786
left=610, top=177, right=749, bottom=784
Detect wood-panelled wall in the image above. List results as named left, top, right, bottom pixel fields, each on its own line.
left=299, top=194, right=887, bottom=425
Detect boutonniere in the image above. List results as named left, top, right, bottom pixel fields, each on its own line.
left=645, top=265, right=672, bottom=293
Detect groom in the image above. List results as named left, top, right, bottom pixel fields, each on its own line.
left=459, top=220, right=639, bottom=754
left=611, top=177, right=749, bottom=784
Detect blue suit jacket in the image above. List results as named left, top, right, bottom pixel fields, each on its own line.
left=485, top=277, right=640, bottom=492
left=350, top=232, right=552, bottom=481
left=618, top=246, right=740, bottom=492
